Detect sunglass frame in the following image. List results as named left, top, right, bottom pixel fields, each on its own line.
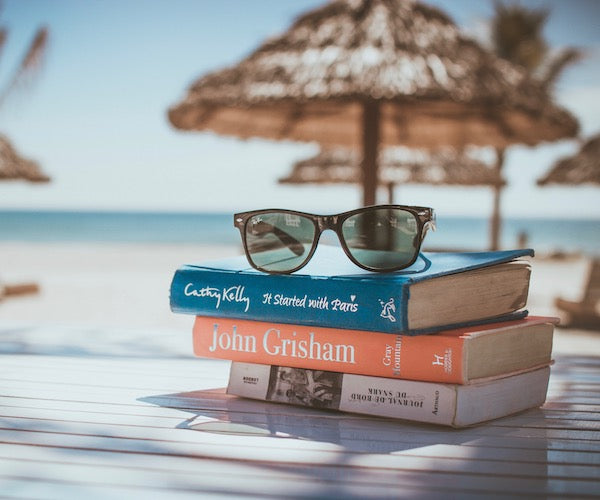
left=234, top=204, right=436, bottom=274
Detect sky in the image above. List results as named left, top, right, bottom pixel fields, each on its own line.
left=0, top=0, right=599, bottom=218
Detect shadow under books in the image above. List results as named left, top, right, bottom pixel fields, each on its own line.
left=137, top=369, right=600, bottom=495
left=138, top=386, right=553, bottom=456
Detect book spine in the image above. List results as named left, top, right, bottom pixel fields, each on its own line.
left=193, top=316, right=466, bottom=383
left=171, top=267, right=409, bottom=333
left=227, top=362, right=459, bottom=426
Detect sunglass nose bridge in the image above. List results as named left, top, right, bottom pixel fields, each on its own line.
left=317, top=215, right=339, bottom=231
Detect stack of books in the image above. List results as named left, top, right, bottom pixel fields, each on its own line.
left=170, top=245, right=555, bottom=427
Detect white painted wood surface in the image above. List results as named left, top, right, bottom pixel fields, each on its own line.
left=0, top=324, right=599, bottom=498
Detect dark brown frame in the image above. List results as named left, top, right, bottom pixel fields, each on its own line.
left=234, top=204, right=436, bottom=274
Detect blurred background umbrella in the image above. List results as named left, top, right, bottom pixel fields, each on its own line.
left=169, top=0, right=577, bottom=247
left=535, top=132, right=600, bottom=328
left=0, top=133, right=47, bottom=301
left=0, top=24, right=49, bottom=301
left=0, top=135, right=50, bottom=183
left=0, top=22, right=50, bottom=183
left=537, top=133, right=600, bottom=186
left=279, top=146, right=504, bottom=204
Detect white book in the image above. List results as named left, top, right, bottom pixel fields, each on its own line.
left=227, top=362, right=551, bottom=427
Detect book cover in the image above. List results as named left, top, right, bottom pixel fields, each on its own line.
left=227, top=362, right=551, bottom=427
left=193, top=316, right=555, bottom=384
left=171, top=245, right=533, bottom=335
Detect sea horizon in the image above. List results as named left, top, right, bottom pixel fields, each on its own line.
left=1, top=208, right=599, bottom=255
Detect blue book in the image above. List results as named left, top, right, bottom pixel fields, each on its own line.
left=170, top=246, right=533, bottom=335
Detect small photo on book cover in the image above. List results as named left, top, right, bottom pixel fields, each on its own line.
left=266, top=366, right=343, bottom=409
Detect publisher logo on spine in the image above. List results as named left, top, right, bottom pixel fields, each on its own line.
left=379, top=297, right=396, bottom=322
left=432, top=348, right=453, bottom=373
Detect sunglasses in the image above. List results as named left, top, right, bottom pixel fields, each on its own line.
left=234, top=205, right=436, bottom=274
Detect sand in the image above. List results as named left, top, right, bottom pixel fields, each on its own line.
left=0, top=242, right=241, bottom=331
left=0, top=242, right=598, bottom=355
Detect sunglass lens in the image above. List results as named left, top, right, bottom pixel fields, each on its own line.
left=245, top=212, right=316, bottom=272
left=341, top=208, right=420, bottom=270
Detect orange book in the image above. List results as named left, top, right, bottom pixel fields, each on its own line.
left=192, top=315, right=556, bottom=384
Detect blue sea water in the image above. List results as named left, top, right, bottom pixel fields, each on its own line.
left=0, top=210, right=598, bottom=255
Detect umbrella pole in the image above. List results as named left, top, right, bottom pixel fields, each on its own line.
left=361, top=100, right=380, bottom=207
left=489, top=147, right=506, bottom=251
left=387, top=182, right=394, bottom=204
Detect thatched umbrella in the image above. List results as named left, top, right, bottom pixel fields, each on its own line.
left=279, top=146, right=504, bottom=203
left=0, top=134, right=47, bottom=302
left=0, top=135, right=49, bottom=183
left=169, top=0, right=577, bottom=207
left=537, top=134, right=600, bottom=186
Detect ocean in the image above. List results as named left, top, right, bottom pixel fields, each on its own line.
left=0, top=210, right=598, bottom=255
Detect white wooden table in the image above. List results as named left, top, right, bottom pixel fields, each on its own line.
left=1, top=323, right=599, bottom=499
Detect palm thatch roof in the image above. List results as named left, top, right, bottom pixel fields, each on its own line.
left=169, top=0, right=577, bottom=149
left=280, top=147, right=505, bottom=186
left=0, top=135, right=49, bottom=183
left=537, top=134, right=600, bottom=186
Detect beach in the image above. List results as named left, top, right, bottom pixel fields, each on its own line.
left=0, top=242, right=597, bottom=356
left=0, top=242, right=238, bottom=331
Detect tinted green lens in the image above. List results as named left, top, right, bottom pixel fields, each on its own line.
left=245, top=212, right=316, bottom=272
left=341, top=208, right=419, bottom=270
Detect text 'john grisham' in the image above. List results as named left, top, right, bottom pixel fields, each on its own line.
left=209, top=324, right=357, bottom=364
left=184, top=283, right=359, bottom=314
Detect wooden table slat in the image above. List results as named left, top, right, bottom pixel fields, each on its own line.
left=1, top=446, right=600, bottom=498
